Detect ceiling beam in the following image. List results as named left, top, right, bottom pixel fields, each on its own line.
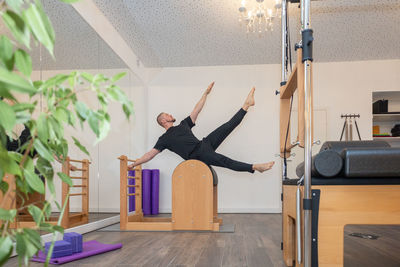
left=72, top=0, right=157, bottom=85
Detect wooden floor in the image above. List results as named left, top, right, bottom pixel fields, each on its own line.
left=7, top=214, right=285, bottom=267
left=344, top=225, right=400, bottom=267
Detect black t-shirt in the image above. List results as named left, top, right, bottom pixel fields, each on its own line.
left=154, top=116, right=200, bottom=160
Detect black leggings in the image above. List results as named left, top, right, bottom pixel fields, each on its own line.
left=190, top=109, right=254, bottom=173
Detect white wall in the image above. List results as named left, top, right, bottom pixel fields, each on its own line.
left=27, top=59, right=400, bottom=214
left=144, top=59, right=400, bottom=213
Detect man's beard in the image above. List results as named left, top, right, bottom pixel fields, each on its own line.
left=168, top=118, right=176, bottom=123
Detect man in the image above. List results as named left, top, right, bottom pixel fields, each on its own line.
left=128, top=82, right=274, bottom=173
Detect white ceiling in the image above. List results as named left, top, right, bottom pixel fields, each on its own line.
left=2, top=0, right=399, bottom=70
left=93, top=0, right=400, bottom=67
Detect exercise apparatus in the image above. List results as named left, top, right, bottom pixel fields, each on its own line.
left=278, top=1, right=400, bottom=267
left=119, top=155, right=222, bottom=231
left=1, top=157, right=90, bottom=229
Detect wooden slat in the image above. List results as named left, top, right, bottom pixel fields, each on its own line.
left=127, top=176, right=139, bottom=179
left=70, top=193, right=86, bottom=197
left=70, top=176, right=87, bottom=179
left=280, top=98, right=292, bottom=157
left=280, top=63, right=298, bottom=99
left=127, top=185, right=139, bottom=188
left=127, top=193, right=139, bottom=196
left=71, top=168, right=87, bottom=171
left=126, top=221, right=173, bottom=231
left=72, top=185, right=87, bottom=188
left=120, top=155, right=128, bottom=230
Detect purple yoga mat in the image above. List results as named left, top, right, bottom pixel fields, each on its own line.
left=31, top=240, right=122, bottom=265
left=151, top=169, right=160, bottom=215
left=127, top=170, right=135, bottom=212
left=142, top=169, right=152, bottom=215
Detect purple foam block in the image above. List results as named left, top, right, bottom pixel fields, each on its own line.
left=151, top=169, right=160, bottom=215
left=64, top=232, right=83, bottom=253
left=45, top=240, right=72, bottom=258
left=142, top=169, right=152, bottom=215
left=127, top=170, right=136, bottom=212
left=32, top=240, right=123, bottom=265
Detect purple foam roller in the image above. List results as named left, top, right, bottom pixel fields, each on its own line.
left=127, top=170, right=135, bottom=212
left=142, top=169, right=152, bottom=215
left=151, top=169, right=160, bottom=215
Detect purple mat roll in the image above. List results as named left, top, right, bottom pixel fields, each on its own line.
left=127, top=170, right=136, bottom=212
left=32, top=240, right=122, bottom=265
left=151, top=169, right=160, bottom=215
left=142, top=169, right=152, bottom=215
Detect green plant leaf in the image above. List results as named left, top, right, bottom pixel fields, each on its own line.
left=80, top=72, right=94, bottom=83
left=0, top=181, right=9, bottom=195
left=41, top=74, right=69, bottom=89
left=24, top=3, right=54, bottom=56
left=28, top=205, right=43, bottom=225
left=0, top=208, right=17, bottom=221
left=52, top=225, right=64, bottom=234
left=98, top=119, right=110, bottom=142
left=0, top=69, right=36, bottom=93
left=33, top=139, right=54, bottom=162
left=23, top=228, right=42, bottom=250
left=0, top=100, right=16, bottom=132
left=36, top=156, right=54, bottom=181
left=57, top=172, right=72, bottom=187
left=88, top=111, right=100, bottom=137
left=14, top=49, right=32, bottom=76
left=74, top=101, right=89, bottom=121
left=24, top=168, right=45, bottom=194
left=0, top=149, right=21, bottom=175
left=0, top=236, right=13, bottom=266
left=72, top=136, right=89, bottom=156
left=5, top=0, right=24, bottom=11
left=2, top=10, right=30, bottom=48
left=54, top=107, right=68, bottom=123
left=15, top=111, right=31, bottom=125
left=12, top=103, right=35, bottom=113
left=37, top=113, right=49, bottom=143
left=0, top=35, right=13, bottom=62
left=111, top=72, right=126, bottom=83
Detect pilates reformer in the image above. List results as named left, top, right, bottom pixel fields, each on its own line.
left=118, top=155, right=222, bottom=231
left=277, top=1, right=400, bottom=267
left=1, top=157, right=91, bottom=229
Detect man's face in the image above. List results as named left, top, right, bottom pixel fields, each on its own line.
left=163, top=113, right=176, bottom=123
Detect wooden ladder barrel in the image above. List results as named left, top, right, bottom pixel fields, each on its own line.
left=172, top=160, right=221, bottom=231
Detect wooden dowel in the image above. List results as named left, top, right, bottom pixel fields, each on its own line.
left=127, top=185, right=139, bottom=188
left=72, top=185, right=87, bottom=188
left=70, top=177, right=87, bottom=179
left=127, top=176, right=139, bottom=179
left=70, top=168, right=87, bottom=171
left=127, top=193, right=139, bottom=196
left=127, top=159, right=136, bottom=163
left=70, top=193, right=86, bottom=196
left=69, top=159, right=84, bottom=163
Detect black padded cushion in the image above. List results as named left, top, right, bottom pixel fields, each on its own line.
left=343, top=147, right=400, bottom=177
left=209, top=166, right=218, bottom=185
left=283, top=177, right=400, bottom=186
left=320, top=140, right=390, bottom=153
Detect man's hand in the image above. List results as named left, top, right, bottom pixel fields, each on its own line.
left=204, top=81, right=215, bottom=95
left=128, top=163, right=135, bottom=170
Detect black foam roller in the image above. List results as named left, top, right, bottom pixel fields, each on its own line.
left=296, top=150, right=343, bottom=178
left=319, top=141, right=390, bottom=154
left=343, top=147, right=400, bottom=177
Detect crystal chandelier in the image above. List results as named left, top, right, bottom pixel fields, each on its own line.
left=238, top=0, right=282, bottom=34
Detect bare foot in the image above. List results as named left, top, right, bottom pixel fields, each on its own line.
left=253, top=161, right=275, bottom=173
left=243, top=87, right=255, bottom=111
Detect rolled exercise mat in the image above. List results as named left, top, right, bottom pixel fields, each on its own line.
left=127, top=170, right=135, bottom=212
left=142, top=169, right=152, bottom=215
left=343, top=147, right=400, bottom=177
left=151, top=169, right=160, bottom=215
left=296, top=150, right=343, bottom=178
left=319, top=140, right=390, bottom=154
left=32, top=240, right=122, bottom=265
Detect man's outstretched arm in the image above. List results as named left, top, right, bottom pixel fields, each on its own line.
left=128, top=148, right=160, bottom=169
left=190, top=81, right=215, bottom=124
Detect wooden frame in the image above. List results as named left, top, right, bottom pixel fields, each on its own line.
left=282, top=184, right=400, bottom=267
left=1, top=157, right=90, bottom=229
left=119, top=156, right=222, bottom=231
left=279, top=48, right=313, bottom=157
